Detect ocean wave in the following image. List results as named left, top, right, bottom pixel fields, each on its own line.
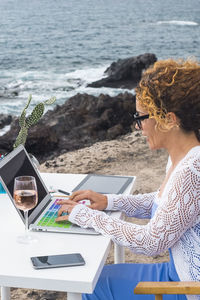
left=156, top=20, right=198, bottom=26
left=0, top=66, right=133, bottom=116
left=0, top=124, right=11, bottom=136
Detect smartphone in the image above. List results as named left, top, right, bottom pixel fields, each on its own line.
left=31, top=253, right=85, bottom=269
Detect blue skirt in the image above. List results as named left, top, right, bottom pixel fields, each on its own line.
left=82, top=262, right=187, bottom=300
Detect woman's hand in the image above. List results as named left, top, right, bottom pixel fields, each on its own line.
left=55, top=199, right=78, bottom=222
left=55, top=190, right=108, bottom=222
left=69, top=189, right=108, bottom=211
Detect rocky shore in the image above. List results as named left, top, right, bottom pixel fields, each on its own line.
left=0, top=53, right=157, bottom=163
left=87, top=53, right=157, bottom=89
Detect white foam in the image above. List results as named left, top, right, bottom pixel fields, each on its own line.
left=0, top=124, right=11, bottom=136
left=156, top=20, right=198, bottom=26
left=64, top=66, right=107, bottom=84
left=0, top=65, right=135, bottom=116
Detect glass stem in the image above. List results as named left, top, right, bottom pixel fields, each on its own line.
left=24, top=211, right=29, bottom=234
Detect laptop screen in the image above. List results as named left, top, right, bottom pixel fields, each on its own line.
left=0, top=145, right=50, bottom=223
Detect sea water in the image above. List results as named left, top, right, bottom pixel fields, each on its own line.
left=0, top=0, right=199, bottom=116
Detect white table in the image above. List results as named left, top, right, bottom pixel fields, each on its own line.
left=0, top=173, right=136, bottom=300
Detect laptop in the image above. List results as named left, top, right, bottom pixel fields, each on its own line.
left=0, top=145, right=134, bottom=235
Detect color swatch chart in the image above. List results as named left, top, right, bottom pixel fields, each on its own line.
left=37, top=199, right=72, bottom=228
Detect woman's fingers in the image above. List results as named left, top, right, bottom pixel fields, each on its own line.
left=56, top=203, right=76, bottom=222
left=70, top=190, right=108, bottom=210
left=57, top=204, right=69, bottom=217
left=57, top=199, right=76, bottom=205
left=70, top=190, right=91, bottom=202
left=56, top=215, right=69, bottom=222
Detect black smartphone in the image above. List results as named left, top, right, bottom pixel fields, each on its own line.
left=31, top=253, right=85, bottom=269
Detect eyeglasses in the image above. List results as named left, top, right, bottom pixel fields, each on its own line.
left=134, top=112, right=149, bottom=129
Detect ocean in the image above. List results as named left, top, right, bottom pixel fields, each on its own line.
left=0, top=0, right=199, bottom=116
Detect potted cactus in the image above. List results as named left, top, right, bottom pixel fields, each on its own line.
left=13, top=94, right=56, bottom=149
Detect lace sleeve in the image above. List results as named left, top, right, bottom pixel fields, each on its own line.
left=69, top=159, right=200, bottom=256
left=106, top=192, right=157, bottom=218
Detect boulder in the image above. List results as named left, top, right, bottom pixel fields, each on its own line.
left=0, top=92, right=136, bottom=162
left=87, top=53, right=157, bottom=89
left=0, top=114, right=14, bottom=129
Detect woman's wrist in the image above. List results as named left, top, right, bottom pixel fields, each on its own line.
left=68, top=204, right=95, bottom=228
left=105, top=194, right=116, bottom=210
left=68, top=204, right=84, bottom=223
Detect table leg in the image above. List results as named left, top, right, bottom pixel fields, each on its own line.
left=1, top=287, right=11, bottom=300
left=67, top=292, right=82, bottom=300
left=114, top=243, right=125, bottom=264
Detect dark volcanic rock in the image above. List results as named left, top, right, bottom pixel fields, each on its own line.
left=0, top=92, right=136, bottom=162
left=87, top=53, right=157, bottom=89
left=0, top=114, right=14, bottom=129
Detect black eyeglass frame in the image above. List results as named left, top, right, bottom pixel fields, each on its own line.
left=134, top=112, right=150, bottom=129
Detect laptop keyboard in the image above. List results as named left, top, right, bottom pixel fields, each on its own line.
left=37, top=199, right=72, bottom=229
left=36, top=198, right=111, bottom=230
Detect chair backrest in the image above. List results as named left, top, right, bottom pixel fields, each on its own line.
left=134, top=281, right=200, bottom=300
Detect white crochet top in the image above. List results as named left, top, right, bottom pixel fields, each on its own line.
left=69, top=146, right=200, bottom=299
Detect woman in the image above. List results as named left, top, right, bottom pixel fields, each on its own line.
left=56, top=58, right=200, bottom=300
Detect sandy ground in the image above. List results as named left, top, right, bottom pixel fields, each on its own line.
left=7, top=131, right=169, bottom=299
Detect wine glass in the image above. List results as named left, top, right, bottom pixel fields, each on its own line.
left=13, top=176, right=38, bottom=244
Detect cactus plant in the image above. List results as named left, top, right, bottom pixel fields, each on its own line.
left=13, top=94, right=56, bottom=149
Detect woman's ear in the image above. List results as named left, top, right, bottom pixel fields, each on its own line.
left=166, top=112, right=179, bottom=128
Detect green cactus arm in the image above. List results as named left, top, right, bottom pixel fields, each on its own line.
left=44, top=96, right=56, bottom=105
left=13, top=127, right=28, bottom=148
left=19, top=109, right=26, bottom=128
left=26, top=103, right=45, bottom=128
left=25, top=94, right=32, bottom=109
left=18, top=95, right=32, bottom=128
left=13, top=94, right=56, bottom=149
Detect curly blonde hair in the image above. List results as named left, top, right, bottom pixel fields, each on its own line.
left=135, top=58, right=200, bottom=140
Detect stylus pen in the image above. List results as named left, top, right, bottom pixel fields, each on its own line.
left=57, top=189, right=70, bottom=195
